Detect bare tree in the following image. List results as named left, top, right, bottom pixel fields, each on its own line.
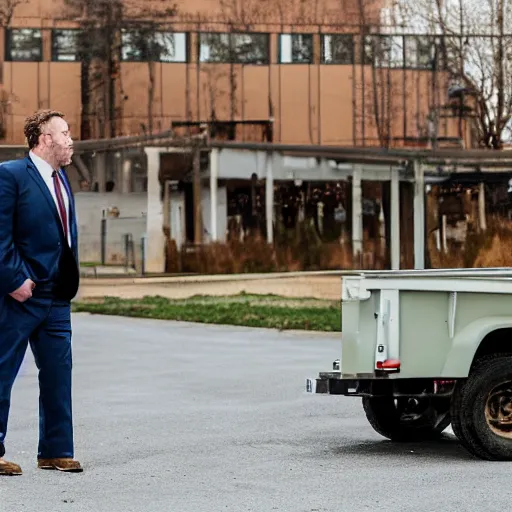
left=0, top=0, right=25, bottom=26
left=219, top=0, right=269, bottom=27
left=63, top=0, right=177, bottom=138
left=198, top=30, right=237, bottom=124
left=219, top=0, right=267, bottom=123
left=396, top=0, right=512, bottom=148
left=121, top=22, right=178, bottom=134
left=356, top=0, right=392, bottom=146
left=0, top=0, right=27, bottom=139
left=351, top=0, right=435, bottom=148
left=63, top=0, right=121, bottom=138
left=195, top=0, right=324, bottom=136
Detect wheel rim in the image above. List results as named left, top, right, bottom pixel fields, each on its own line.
left=485, top=381, right=512, bottom=439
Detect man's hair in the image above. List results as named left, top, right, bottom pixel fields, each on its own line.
left=23, top=109, right=65, bottom=149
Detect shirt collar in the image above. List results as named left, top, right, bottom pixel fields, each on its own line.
left=29, top=150, right=58, bottom=177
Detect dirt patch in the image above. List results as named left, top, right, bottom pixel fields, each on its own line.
left=77, top=276, right=342, bottom=301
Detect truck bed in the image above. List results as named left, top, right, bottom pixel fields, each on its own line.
left=335, top=267, right=512, bottom=381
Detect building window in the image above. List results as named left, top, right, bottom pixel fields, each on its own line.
left=438, top=36, right=460, bottom=71
left=231, top=33, right=269, bottom=64
left=52, top=29, right=80, bottom=61
left=199, top=33, right=230, bottom=62
left=6, top=28, right=42, bottom=62
left=322, top=34, right=354, bottom=64
left=405, top=35, right=436, bottom=69
left=364, top=34, right=442, bottom=69
left=199, top=33, right=269, bottom=64
left=121, top=30, right=187, bottom=62
left=364, top=35, right=404, bottom=68
left=279, top=34, right=313, bottom=63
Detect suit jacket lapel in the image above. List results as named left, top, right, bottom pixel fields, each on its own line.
left=25, top=157, right=67, bottom=240
left=59, top=167, right=79, bottom=256
left=26, top=157, right=61, bottom=221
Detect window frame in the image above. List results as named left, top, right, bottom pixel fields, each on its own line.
left=5, top=28, right=43, bottom=62
left=321, top=34, right=355, bottom=65
left=404, top=35, right=437, bottom=70
left=51, top=28, right=81, bottom=62
left=198, top=32, right=270, bottom=65
left=279, top=33, right=314, bottom=64
left=120, top=29, right=188, bottom=63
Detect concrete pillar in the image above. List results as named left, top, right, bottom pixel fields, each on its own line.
left=193, top=148, right=202, bottom=245
left=121, top=159, right=132, bottom=194
left=145, top=148, right=165, bottom=273
left=413, top=160, right=425, bottom=270
left=210, top=148, right=219, bottom=241
left=390, top=168, right=400, bottom=270
left=95, top=152, right=107, bottom=192
left=478, top=182, right=487, bottom=232
left=352, top=165, right=363, bottom=266
left=265, top=153, right=274, bottom=244
left=163, top=180, right=171, bottom=233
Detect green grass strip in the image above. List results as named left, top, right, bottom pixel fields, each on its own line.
left=72, top=294, right=341, bottom=332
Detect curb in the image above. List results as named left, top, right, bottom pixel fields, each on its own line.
left=79, top=270, right=345, bottom=286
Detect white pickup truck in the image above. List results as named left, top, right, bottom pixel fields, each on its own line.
left=307, top=268, right=512, bottom=461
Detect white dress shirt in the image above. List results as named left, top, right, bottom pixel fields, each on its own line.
left=29, top=150, right=71, bottom=245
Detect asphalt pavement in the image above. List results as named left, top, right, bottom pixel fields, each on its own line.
left=0, top=314, right=507, bottom=511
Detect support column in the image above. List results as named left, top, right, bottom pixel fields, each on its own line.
left=265, top=153, right=274, bottom=244
left=193, top=147, right=202, bottom=245
left=95, top=152, right=106, bottom=192
left=210, top=148, right=219, bottom=241
left=121, top=159, right=132, bottom=193
left=145, top=148, right=165, bottom=273
left=390, top=168, right=400, bottom=270
left=163, top=180, right=171, bottom=234
left=352, top=165, right=363, bottom=266
left=478, top=181, right=487, bottom=232
left=413, top=160, right=425, bottom=270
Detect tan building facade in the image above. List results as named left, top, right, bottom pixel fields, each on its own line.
left=0, top=0, right=466, bottom=147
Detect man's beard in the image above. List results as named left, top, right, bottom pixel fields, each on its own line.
left=52, top=144, right=72, bottom=167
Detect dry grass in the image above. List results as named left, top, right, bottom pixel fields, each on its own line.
left=473, top=233, right=512, bottom=268
left=171, top=236, right=387, bottom=274
left=164, top=216, right=512, bottom=274
left=429, top=216, right=512, bottom=269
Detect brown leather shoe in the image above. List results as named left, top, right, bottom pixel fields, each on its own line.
left=0, top=458, right=22, bottom=475
left=37, top=458, right=83, bottom=473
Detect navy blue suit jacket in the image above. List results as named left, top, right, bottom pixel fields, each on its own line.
left=0, top=156, right=80, bottom=299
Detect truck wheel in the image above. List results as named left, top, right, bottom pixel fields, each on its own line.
left=362, top=396, right=451, bottom=442
left=449, top=380, right=465, bottom=442
left=452, top=354, right=512, bottom=460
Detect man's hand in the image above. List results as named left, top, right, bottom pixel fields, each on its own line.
left=9, top=279, right=35, bottom=302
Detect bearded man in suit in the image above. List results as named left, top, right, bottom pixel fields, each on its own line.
left=0, top=109, right=82, bottom=475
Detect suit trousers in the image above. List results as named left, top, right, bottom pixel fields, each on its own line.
left=0, top=294, right=73, bottom=459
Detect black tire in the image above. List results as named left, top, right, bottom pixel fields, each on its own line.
left=449, top=379, right=484, bottom=459
left=363, top=396, right=451, bottom=442
left=449, top=379, right=465, bottom=441
left=452, top=354, right=512, bottom=461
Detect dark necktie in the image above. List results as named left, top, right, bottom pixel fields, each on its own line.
left=52, top=170, right=68, bottom=242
